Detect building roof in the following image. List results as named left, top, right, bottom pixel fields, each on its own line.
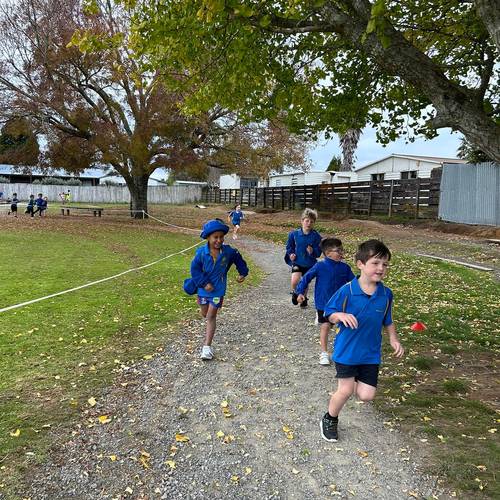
left=269, top=170, right=330, bottom=178
left=355, top=154, right=462, bottom=171
left=0, top=164, right=104, bottom=179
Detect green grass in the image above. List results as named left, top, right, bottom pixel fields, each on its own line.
left=0, top=217, right=263, bottom=493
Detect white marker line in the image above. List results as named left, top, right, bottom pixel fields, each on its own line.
left=415, top=253, right=494, bottom=272
left=0, top=240, right=202, bottom=314
left=144, top=211, right=200, bottom=233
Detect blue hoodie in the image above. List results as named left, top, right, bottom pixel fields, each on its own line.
left=285, top=228, right=322, bottom=268
left=190, top=243, right=249, bottom=298
left=295, top=258, right=355, bottom=310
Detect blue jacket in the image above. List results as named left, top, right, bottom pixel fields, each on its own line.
left=190, top=243, right=249, bottom=298
left=285, top=228, right=322, bottom=268
left=295, top=258, right=355, bottom=310
left=229, top=210, right=243, bottom=225
left=35, top=197, right=44, bottom=207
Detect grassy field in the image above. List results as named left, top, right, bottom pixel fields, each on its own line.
left=142, top=204, right=499, bottom=498
left=0, top=212, right=262, bottom=493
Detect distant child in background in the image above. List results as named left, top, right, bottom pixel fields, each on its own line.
left=65, top=190, right=71, bottom=204
left=295, top=238, right=355, bottom=365
left=40, top=196, right=48, bottom=216
left=320, top=239, right=404, bottom=442
left=25, top=194, right=35, bottom=217
left=32, top=193, right=44, bottom=216
left=228, top=204, right=244, bottom=240
left=285, top=208, right=322, bottom=308
left=187, top=219, right=249, bottom=360
left=8, top=193, right=19, bottom=217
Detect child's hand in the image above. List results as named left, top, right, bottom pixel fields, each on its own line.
left=204, top=283, right=214, bottom=292
left=236, top=275, right=245, bottom=283
left=306, top=245, right=313, bottom=255
left=297, top=294, right=305, bottom=303
left=289, top=253, right=296, bottom=261
left=331, top=312, right=358, bottom=329
left=390, top=339, right=405, bottom=357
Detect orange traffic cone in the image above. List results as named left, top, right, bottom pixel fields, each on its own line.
left=410, top=321, right=427, bottom=331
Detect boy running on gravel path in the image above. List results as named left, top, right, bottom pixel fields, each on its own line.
left=285, top=208, right=322, bottom=308
left=320, top=239, right=404, bottom=442
left=295, top=238, right=355, bottom=365
left=187, top=219, right=249, bottom=360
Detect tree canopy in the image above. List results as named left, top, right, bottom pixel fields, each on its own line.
left=129, top=0, right=500, bottom=162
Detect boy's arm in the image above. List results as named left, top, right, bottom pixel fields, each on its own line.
left=232, top=249, right=249, bottom=278
left=190, top=252, right=210, bottom=288
left=285, top=231, right=296, bottom=256
left=324, top=286, right=358, bottom=329
left=295, top=264, right=317, bottom=295
left=312, top=233, right=322, bottom=259
left=385, top=323, right=404, bottom=357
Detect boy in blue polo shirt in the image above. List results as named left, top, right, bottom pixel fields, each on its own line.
left=188, top=219, right=249, bottom=360
left=320, top=239, right=404, bottom=442
left=228, top=204, right=244, bottom=240
left=285, top=208, right=322, bottom=308
left=295, top=238, right=355, bottom=365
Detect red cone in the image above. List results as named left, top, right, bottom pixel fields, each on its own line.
left=410, top=321, right=427, bottom=331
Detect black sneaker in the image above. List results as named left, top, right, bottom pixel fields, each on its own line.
left=320, top=413, right=338, bottom=442
left=300, top=297, right=308, bottom=308
left=291, top=292, right=299, bottom=305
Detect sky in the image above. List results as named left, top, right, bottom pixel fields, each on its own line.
left=309, top=126, right=462, bottom=171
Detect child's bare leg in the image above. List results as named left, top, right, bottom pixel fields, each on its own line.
left=355, top=382, right=376, bottom=402
left=203, top=305, right=219, bottom=346
left=320, top=322, right=331, bottom=352
left=290, top=271, right=302, bottom=292
left=200, top=304, right=209, bottom=318
left=328, top=378, right=355, bottom=417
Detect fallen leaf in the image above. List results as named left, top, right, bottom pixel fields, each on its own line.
left=178, top=407, right=189, bottom=414
left=357, top=450, right=369, bottom=458
left=476, top=465, right=487, bottom=471
left=87, top=397, right=97, bottom=407
left=220, top=400, right=229, bottom=408
left=98, top=415, right=111, bottom=424
left=109, top=455, right=117, bottom=461
left=9, top=429, right=21, bottom=438
left=230, top=475, right=239, bottom=483
left=488, top=428, right=497, bottom=433
left=216, top=431, right=225, bottom=439
left=292, top=468, right=300, bottom=475
left=175, top=433, right=190, bottom=442
left=165, top=460, right=176, bottom=469
left=143, top=354, right=153, bottom=360
left=125, top=486, right=133, bottom=494
left=245, top=467, right=252, bottom=475
left=408, top=491, right=419, bottom=498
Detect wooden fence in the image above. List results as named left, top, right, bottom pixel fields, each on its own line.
left=202, top=176, right=442, bottom=218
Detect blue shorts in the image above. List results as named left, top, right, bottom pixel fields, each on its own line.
left=197, top=296, right=224, bottom=309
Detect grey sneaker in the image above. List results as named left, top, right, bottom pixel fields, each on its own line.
left=319, top=352, right=330, bottom=365
left=200, top=345, right=214, bottom=360
left=320, top=413, right=338, bottom=442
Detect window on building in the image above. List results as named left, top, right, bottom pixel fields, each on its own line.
left=240, top=177, right=258, bottom=189
left=371, top=173, right=384, bottom=181
left=275, top=179, right=281, bottom=187
left=401, top=170, right=418, bottom=179
left=291, top=176, right=298, bottom=185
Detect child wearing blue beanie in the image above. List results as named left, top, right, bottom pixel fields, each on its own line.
left=187, top=219, right=249, bottom=360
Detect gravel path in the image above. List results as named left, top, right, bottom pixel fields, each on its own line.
left=24, top=238, right=448, bottom=499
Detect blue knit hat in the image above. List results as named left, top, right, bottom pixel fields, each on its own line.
left=200, top=219, right=229, bottom=239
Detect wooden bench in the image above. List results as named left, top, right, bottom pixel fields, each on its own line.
left=60, top=206, right=104, bottom=217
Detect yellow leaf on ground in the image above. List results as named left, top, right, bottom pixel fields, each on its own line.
left=357, top=450, right=369, bottom=458
left=87, top=397, right=97, bottom=407
left=408, top=491, right=419, bottom=498
left=178, top=407, right=189, bottom=414
left=109, top=455, right=117, bottom=461
left=476, top=465, right=487, bottom=471
left=422, top=416, right=432, bottom=421
left=165, top=460, right=176, bottom=469
left=230, top=475, right=239, bottom=483
left=9, top=429, right=21, bottom=437
left=143, top=354, right=153, bottom=360
left=220, top=400, right=229, bottom=408
left=292, top=468, right=300, bottom=474
left=98, top=415, right=111, bottom=424
left=488, top=428, right=497, bottom=433
left=216, top=431, right=225, bottom=439
left=125, top=486, right=133, bottom=494
left=175, top=433, right=190, bottom=442
left=245, top=467, right=252, bottom=475
left=282, top=426, right=291, bottom=433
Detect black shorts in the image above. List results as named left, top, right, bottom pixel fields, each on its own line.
left=335, top=363, right=379, bottom=388
left=10, top=204, right=17, bottom=212
left=291, top=264, right=312, bottom=275
left=316, top=309, right=330, bottom=324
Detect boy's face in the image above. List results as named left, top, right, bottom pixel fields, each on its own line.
left=325, top=247, right=344, bottom=262
left=207, top=231, right=225, bottom=249
left=235, top=205, right=241, bottom=211
left=301, top=217, right=314, bottom=232
left=356, top=254, right=389, bottom=282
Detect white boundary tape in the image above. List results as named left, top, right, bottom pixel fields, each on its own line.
left=0, top=213, right=203, bottom=314
left=143, top=211, right=200, bottom=233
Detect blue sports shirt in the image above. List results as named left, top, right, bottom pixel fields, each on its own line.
left=190, top=243, right=249, bottom=298
left=324, top=278, right=393, bottom=365
left=229, top=210, right=244, bottom=225
left=285, top=228, right=322, bottom=268
left=295, top=258, right=355, bottom=310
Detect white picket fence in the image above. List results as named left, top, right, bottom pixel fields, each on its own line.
left=0, top=183, right=202, bottom=205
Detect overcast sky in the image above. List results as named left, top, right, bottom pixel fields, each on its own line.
left=309, top=126, right=462, bottom=171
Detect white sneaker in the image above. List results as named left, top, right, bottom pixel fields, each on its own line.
left=200, top=345, right=214, bottom=360
left=319, top=352, right=330, bottom=365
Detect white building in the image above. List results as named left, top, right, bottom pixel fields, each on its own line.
left=219, top=174, right=263, bottom=189
left=268, top=171, right=333, bottom=187
left=331, top=154, right=462, bottom=184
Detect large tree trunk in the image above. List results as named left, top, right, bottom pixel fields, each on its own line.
left=126, top=174, right=149, bottom=218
